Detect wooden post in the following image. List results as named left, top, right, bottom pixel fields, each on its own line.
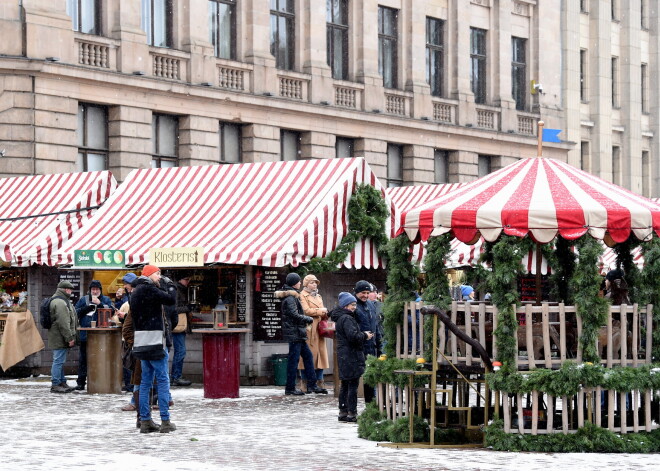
left=546, top=394, right=554, bottom=432
left=559, top=304, right=567, bottom=362
left=525, top=305, right=535, bottom=369
left=531, top=390, right=539, bottom=435
left=542, top=304, right=551, bottom=368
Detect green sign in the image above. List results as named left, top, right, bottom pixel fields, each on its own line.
left=73, top=249, right=126, bottom=268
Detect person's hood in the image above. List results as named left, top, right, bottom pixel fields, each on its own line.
left=54, top=288, right=72, bottom=300
left=134, top=275, right=155, bottom=286
left=88, top=279, right=104, bottom=296
left=275, top=286, right=299, bottom=299
left=329, top=306, right=354, bottom=322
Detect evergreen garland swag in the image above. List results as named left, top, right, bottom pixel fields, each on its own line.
left=420, top=233, right=453, bottom=348
left=300, top=184, right=389, bottom=275
left=639, top=237, right=660, bottom=360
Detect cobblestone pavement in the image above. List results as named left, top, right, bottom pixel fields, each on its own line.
left=0, top=377, right=657, bottom=471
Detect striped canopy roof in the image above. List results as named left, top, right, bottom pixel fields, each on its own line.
left=57, top=158, right=394, bottom=268
left=401, top=158, right=660, bottom=244
left=0, top=171, right=117, bottom=266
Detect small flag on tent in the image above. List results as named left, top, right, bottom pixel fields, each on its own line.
left=542, top=128, right=562, bottom=143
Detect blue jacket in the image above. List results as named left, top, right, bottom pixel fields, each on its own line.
left=75, top=292, right=113, bottom=342
left=355, top=298, right=381, bottom=357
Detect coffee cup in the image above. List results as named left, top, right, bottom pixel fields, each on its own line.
left=90, top=321, right=97, bottom=328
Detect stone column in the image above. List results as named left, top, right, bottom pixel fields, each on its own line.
left=242, top=124, right=280, bottom=163
left=107, top=106, right=152, bottom=181
left=178, top=115, right=219, bottom=167
left=649, top=0, right=660, bottom=196
left=0, top=75, right=35, bottom=177
left=301, top=132, right=335, bottom=160
left=450, top=150, right=479, bottom=183
left=355, top=0, right=384, bottom=112
left=33, top=92, right=77, bottom=175
left=494, top=0, right=516, bottom=131
left=301, top=0, right=332, bottom=104
left=181, top=0, right=216, bottom=85
left=0, top=1, right=22, bottom=56
left=110, top=0, right=149, bottom=75
left=243, top=0, right=277, bottom=95
left=403, top=145, right=434, bottom=184
left=450, top=0, right=475, bottom=126
left=354, top=138, right=387, bottom=182
left=404, top=0, right=432, bottom=119
left=562, top=0, right=583, bottom=168
left=22, top=0, right=75, bottom=62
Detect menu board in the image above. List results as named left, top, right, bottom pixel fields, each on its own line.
left=253, top=268, right=287, bottom=342
left=518, top=275, right=550, bottom=303
left=58, top=271, right=82, bottom=303
left=236, top=271, right=247, bottom=323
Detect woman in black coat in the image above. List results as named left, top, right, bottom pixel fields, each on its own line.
left=330, top=292, right=374, bottom=422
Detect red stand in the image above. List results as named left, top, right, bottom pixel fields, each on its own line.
left=195, top=329, right=249, bottom=399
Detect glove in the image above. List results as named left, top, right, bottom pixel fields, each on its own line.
left=304, top=316, right=313, bottom=324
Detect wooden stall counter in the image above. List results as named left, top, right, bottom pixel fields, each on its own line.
left=192, top=328, right=249, bottom=399
left=78, top=327, right=122, bottom=394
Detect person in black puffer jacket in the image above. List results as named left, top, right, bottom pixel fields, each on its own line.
left=275, top=273, right=327, bottom=396
left=330, top=292, right=374, bottom=422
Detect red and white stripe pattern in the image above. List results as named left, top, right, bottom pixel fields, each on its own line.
left=58, top=158, right=395, bottom=268
left=0, top=172, right=116, bottom=266
left=401, top=158, right=660, bottom=244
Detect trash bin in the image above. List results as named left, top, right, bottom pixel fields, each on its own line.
left=271, top=354, right=288, bottom=386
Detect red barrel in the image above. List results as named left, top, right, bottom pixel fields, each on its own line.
left=202, top=332, right=241, bottom=399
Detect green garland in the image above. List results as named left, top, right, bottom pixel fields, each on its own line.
left=300, top=184, right=389, bottom=275
left=381, top=234, right=419, bottom=358
left=547, top=237, right=577, bottom=304
left=362, top=356, right=427, bottom=388
left=613, top=236, right=642, bottom=303
left=488, top=235, right=524, bottom=373
left=420, top=233, right=453, bottom=347
left=638, top=237, right=660, bottom=360
left=570, top=236, right=609, bottom=364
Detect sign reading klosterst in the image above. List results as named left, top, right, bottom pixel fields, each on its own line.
left=73, top=249, right=126, bottom=268
left=148, top=247, right=205, bottom=267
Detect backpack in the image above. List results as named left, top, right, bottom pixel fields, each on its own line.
left=40, top=295, right=66, bottom=329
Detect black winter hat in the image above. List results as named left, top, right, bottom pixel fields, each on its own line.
left=89, top=280, right=102, bottom=290
left=286, top=273, right=301, bottom=287
left=354, top=280, right=372, bottom=294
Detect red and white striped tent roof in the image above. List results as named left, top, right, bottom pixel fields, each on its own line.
left=401, top=157, right=660, bottom=244
left=0, top=171, right=117, bottom=266
left=57, top=158, right=394, bottom=268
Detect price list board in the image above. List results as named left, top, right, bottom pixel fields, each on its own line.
left=236, top=271, right=247, bottom=323
left=59, top=272, right=82, bottom=303
left=518, top=275, right=550, bottom=303
left=253, top=268, right=287, bottom=342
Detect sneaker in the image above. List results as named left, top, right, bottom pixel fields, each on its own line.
left=58, top=382, right=74, bottom=392
left=338, top=411, right=348, bottom=422
left=139, top=419, right=161, bottom=433
left=284, top=389, right=305, bottom=396
left=50, top=385, right=72, bottom=394
left=160, top=420, right=177, bottom=433
left=171, top=378, right=192, bottom=387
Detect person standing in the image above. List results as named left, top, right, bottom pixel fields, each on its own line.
left=331, top=292, right=373, bottom=422
left=47, top=281, right=78, bottom=394
left=276, top=273, right=327, bottom=396
left=114, top=272, right=137, bottom=311
left=354, top=280, right=381, bottom=403
left=74, top=280, right=114, bottom=391
left=130, top=264, right=177, bottom=433
left=170, top=272, right=192, bottom=386
left=298, top=274, right=329, bottom=390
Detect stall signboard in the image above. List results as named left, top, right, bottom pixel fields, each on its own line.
left=73, top=250, right=125, bottom=269
left=148, top=247, right=205, bottom=267
left=236, top=271, right=247, bottom=323
left=253, top=268, right=286, bottom=342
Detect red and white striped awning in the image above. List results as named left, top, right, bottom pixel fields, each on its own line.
left=57, top=158, right=394, bottom=268
left=0, top=172, right=117, bottom=266
left=401, top=158, right=660, bottom=244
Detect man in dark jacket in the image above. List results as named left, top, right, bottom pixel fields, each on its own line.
left=354, top=280, right=381, bottom=403
left=129, top=264, right=177, bottom=433
left=170, top=271, right=192, bottom=386
left=48, top=281, right=78, bottom=393
left=276, top=273, right=327, bottom=396
left=74, top=279, right=114, bottom=390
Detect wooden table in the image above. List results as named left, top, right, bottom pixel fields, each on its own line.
left=192, top=328, right=249, bottom=399
left=78, top=327, right=123, bottom=394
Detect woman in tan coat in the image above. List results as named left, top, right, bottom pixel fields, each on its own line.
left=298, top=274, right=330, bottom=389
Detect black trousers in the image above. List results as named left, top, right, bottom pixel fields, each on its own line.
left=338, top=378, right=360, bottom=414
left=77, top=341, right=87, bottom=386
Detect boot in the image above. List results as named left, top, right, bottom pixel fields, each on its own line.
left=139, top=419, right=160, bottom=433
left=307, top=384, right=328, bottom=394
left=297, top=377, right=307, bottom=393
left=346, top=412, right=357, bottom=423
left=160, top=420, right=177, bottom=433
left=134, top=391, right=141, bottom=428
left=338, top=410, right=348, bottom=422
left=317, top=379, right=327, bottom=390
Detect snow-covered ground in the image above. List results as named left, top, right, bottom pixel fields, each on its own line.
left=0, top=376, right=657, bottom=470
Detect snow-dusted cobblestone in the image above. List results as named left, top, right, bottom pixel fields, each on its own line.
left=0, top=376, right=657, bottom=470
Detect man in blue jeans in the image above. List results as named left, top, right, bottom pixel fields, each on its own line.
left=275, top=273, right=327, bottom=396
left=170, top=272, right=192, bottom=386
left=47, top=281, right=78, bottom=393
left=130, top=264, right=177, bottom=433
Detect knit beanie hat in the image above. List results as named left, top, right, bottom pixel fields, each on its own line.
left=302, top=274, right=320, bottom=287
left=57, top=281, right=74, bottom=289
left=286, top=273, right=301, bottom=287
left=142, top=265, right=160, bottom=277
left=122, top=273, right=137, bottom=284
left=89, top=280, right=102, bottom=290
left=338, top=292, right=357, bottom=308
left=354, top=280, right=372, bottom=294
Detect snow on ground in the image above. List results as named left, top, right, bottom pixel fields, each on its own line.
left=0, top=376, right=657, bottom=471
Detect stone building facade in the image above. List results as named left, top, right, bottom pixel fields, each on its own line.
left=0, top=0, right=571, bottom=187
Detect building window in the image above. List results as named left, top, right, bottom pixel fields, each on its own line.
left=434, top=150, right=449, bottom=184
left=580, top=0, right=588, bottom=13
left=611, top=57, right=619, bottom=108
left=76, top=103, right=108, bottom=172
left=478, top=154, right=491, bottom=178
left=612, top=146, right=621, bottom=186
left=66, top=0, right=101, bottom=35
left=152, top=114, right=178, bottom=168
left=280, top=130, right=301, bottom=161
left=511, top=37, right=526, bottom=111
left=387, top=144, right=403, bottom=187
left=581, top=141, right=590, bottom=172
left=219, top=122, right=241, bottom=163
left=611, top=0, right=618, bottom=21
left=378, top=6, right=398, bottom=89
left=141, top=0, right=172, bottom=47
left=209, top=0, right=236, bottom=59
left=641, top=0, right=648, bottom=29
left=642, top=63, right=649, bottom=113
left=470, top=28, right=487, bottom=104
left=426, top=17, right=444, bottom=97
left=335, top=137, right=354, bottom=158
left=580, top=49, right=588, bottom=102
left=642, top=151, right=650, bottom=196
left=327, top=0, right=349, bottom=81
left=270, top=0, right=295, bottom=70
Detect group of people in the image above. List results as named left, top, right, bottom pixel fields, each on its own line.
left=46, top=265, right=195, bottom=434
left=277, top=274, right=383, bottom=423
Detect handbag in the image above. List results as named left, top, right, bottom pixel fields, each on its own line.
left=172, top=313, right=187, bottom=333
left=318, top=319, right=336, bottom=339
